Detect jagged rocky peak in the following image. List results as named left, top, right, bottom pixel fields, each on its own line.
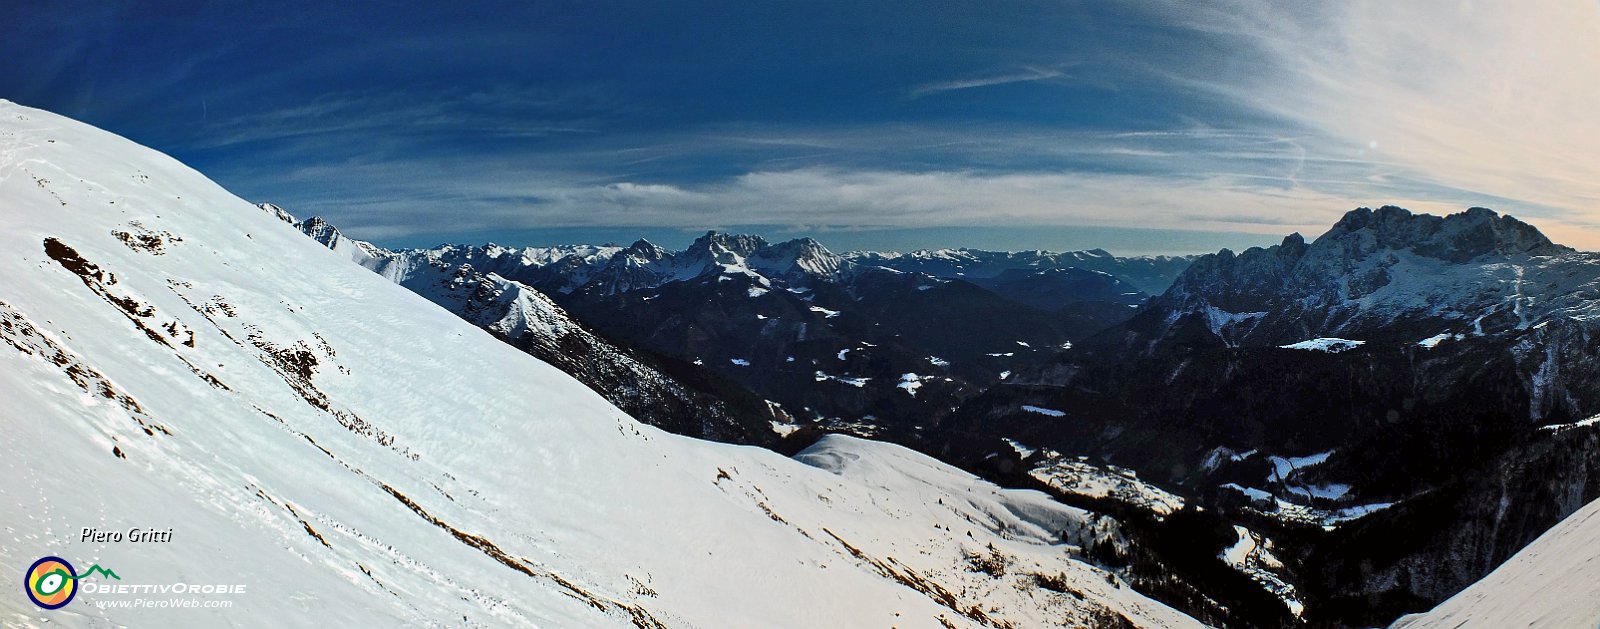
left=1169, top=206, right=1568, bottom=300
left=672, top=231, right=771, bottom=274
left=752, top=236, right=847, bottom=279
left=289, top=215, right=389, bottom=266
left=1165, top=232, right=1308, bottom=304
left=481, top=242, right=517, bottom=257
left=771, top=235, right=827, bottom=253
left=1133, top=205, right=1600, bottom=350
left=620, top=238, right=668, bottom=261
left=1320, top=205, right=1572, bottom=262
left=689, top=230, right=768, bottom=256
left=294, top=215, right=341, bottom=243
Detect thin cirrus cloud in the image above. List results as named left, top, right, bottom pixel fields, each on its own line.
left=193, top=87, right=611, bottom=150
left=238, top=122, right=1503, bottom=249
left=1145, top=0, right=1600, bottom=245
left=906, top=66, right=1068, bottom=99
left=143, top=1, right=1600, bottom=252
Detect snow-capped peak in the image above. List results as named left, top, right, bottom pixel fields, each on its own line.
left=620, top=238, right=669, bottom=261
left=687, top=230, right=768, bottom=258
left=748, top=236, right=848, bottom=282
left=1134, top=205, right=1600, bottom=348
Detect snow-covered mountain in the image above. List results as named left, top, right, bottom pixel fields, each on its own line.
left=322, top=229, right=1154, bottom=446
left=560, top=231, right=849, bottom=296
left=934, top=205, right=1600, bottom=626
left=0, top=101, right=1211, bottom=626
left=1130, top=205, right=1594, bottom=349
left=345, top=230, right=850, bottom=300
left=283, top=213, right=783, bottom=445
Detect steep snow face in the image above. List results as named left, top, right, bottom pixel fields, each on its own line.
left=0, top=101, right=1202, bottom=627
left=292, top=217, right=582, bottom=341
left=1391, top=495, right=1600, bottom=629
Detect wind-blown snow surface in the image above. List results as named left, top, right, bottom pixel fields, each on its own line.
left=0, top=101, right=1202, bottom=627
left=1390, top=496, right=1600, bottom=628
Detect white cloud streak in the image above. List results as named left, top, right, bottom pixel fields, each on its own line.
left=1149, top=0, right=1600, bottom=245
left=221, top=2, right=1600, bottom=250
left=908, top=67, right=1067, bottom=99
left=252, top=152, right=1471, bottom=246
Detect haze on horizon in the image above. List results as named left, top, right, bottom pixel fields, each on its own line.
left=4, top=0, right=1598, bottom=254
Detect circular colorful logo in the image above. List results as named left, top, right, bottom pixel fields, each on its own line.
left=24, top=556, right=77, bottom=609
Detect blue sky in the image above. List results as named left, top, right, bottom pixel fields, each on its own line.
left=6, top=1, right=1599, bottom=254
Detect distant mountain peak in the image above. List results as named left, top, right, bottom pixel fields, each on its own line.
left=288, top=214, right=385, bottom=264
left=690, top=230, right=768, bottom=255
left=1132, top=206, right=1598, bottom=350
left=1321, top=205, right=1571, bottom=262
left=624, top=238, right=664, bottom=254
left=294, top=215, right=338, bottom=241
left=749, top=236, right=847, bottom=281
left=763, top=235, right=834, bottom=257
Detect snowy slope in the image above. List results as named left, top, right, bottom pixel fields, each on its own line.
left=1390, top=495, right=1600, bottom=628
left=0, top=101, right=1203, bottom=627
left=287, top=213, right=776, bottom=444
left=293, top=215, right=588, bottom=344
